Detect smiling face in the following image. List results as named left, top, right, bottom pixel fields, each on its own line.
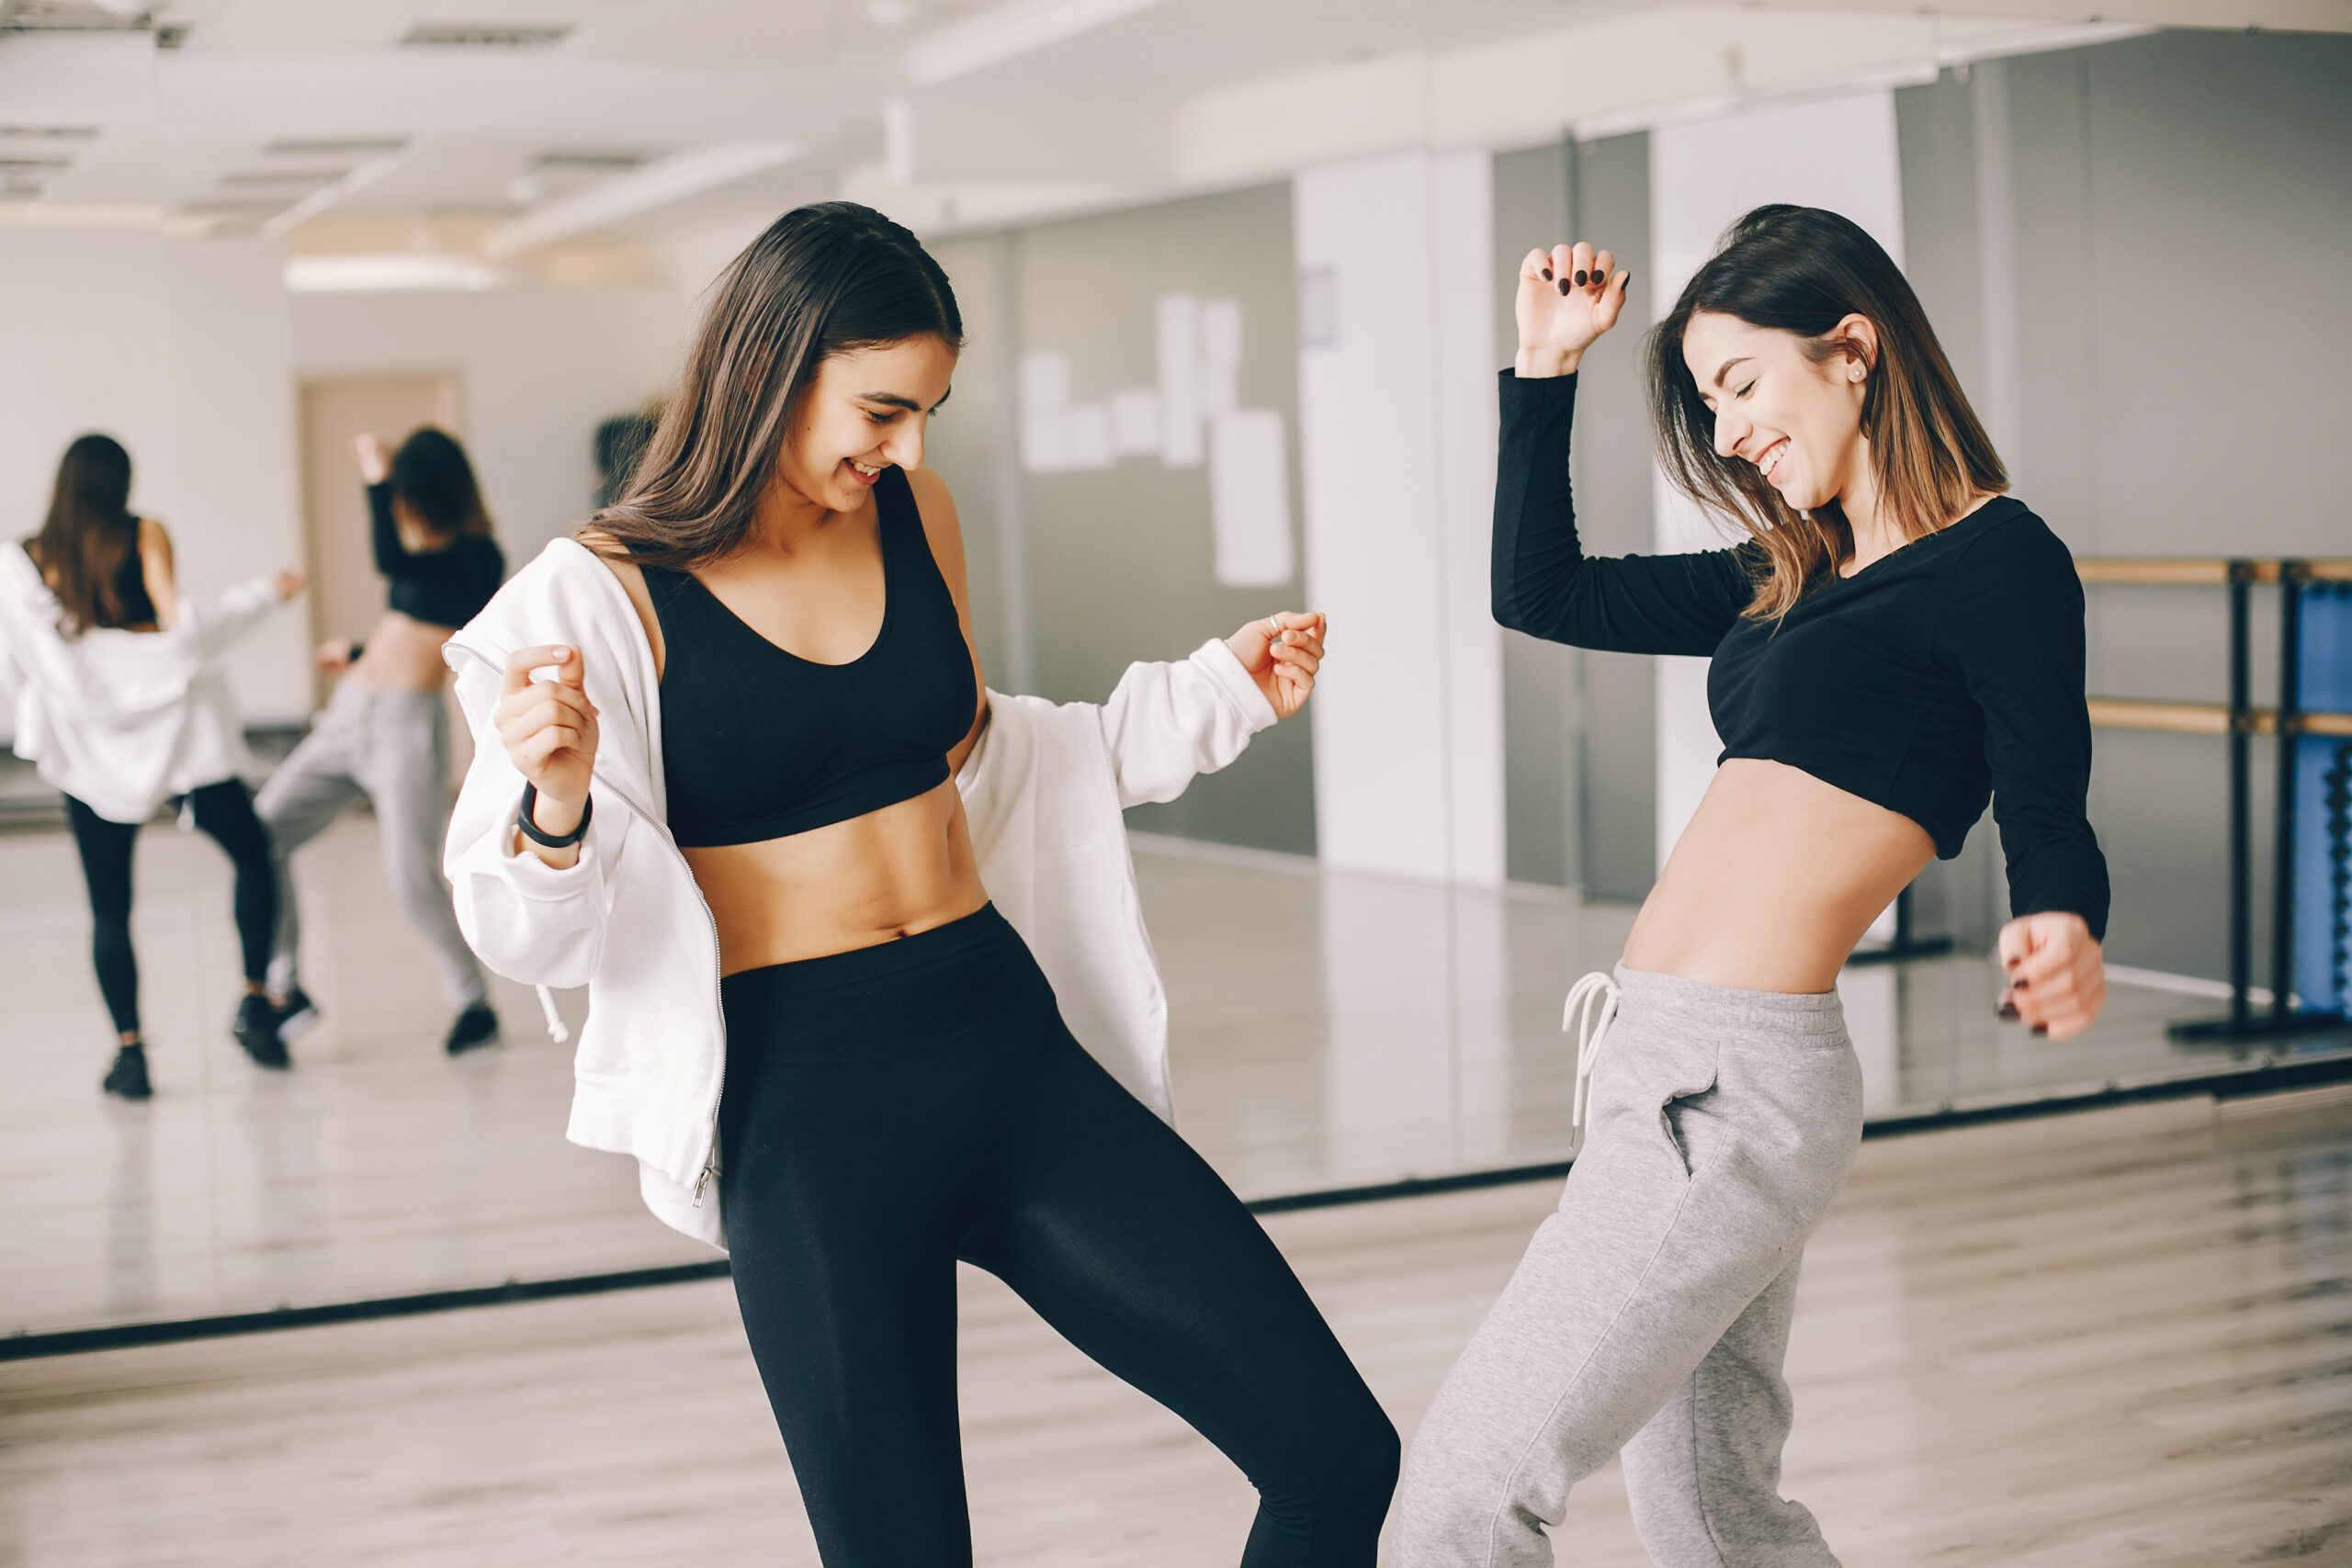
left=776, top=334, right=959, bottom=514
left=1680, top=310, right=1876, bottom=514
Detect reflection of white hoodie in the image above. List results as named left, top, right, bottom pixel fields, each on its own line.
left=0, top=543, right=282, bottom=824
left=442, top=539, right=1278, bottom=1249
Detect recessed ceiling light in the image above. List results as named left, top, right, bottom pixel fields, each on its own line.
left=0, top=125, right=100, bottom=141
left=220, top=169, right=354, bottom=186
left=399, top=21, right=573, bottom=49
left=285, top=254, right=506, bottom=293
left=529, top=150, right=648, bottom=171
left=266, top=137, right=411, bottom=157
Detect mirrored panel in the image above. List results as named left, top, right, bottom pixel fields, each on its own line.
left=7, top=4, right=2347, bottom=1344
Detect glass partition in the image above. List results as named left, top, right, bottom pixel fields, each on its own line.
left=8, top=12, right=2344, bottom=1343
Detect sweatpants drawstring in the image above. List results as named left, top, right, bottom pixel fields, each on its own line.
left=1563, top=971, right=1621, bottom=1159
left=537, top=984, right=570, bottom=1044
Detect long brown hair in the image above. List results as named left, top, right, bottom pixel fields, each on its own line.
left=588, top=201, right=963, bottom=570
left=390, top=427, right=493, bottom=539
left=1648, top=205, right=2007, bottom=618
left=28, top=433, right=142, bottom=637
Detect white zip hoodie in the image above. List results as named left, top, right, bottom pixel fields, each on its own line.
left=441, top=538, right=1278, bottom=1249
left=0, top=541, right=284, bottom=824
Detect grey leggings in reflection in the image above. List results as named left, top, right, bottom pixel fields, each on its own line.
left=1392, top=965, right=1864, bottom=1568
left=254, top=679, right=486, bottom=1010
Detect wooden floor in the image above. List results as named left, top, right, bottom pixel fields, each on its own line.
left=5, top=1092, right=2346, bottom=1566
left=11, top=813, right=2333, bottom=1341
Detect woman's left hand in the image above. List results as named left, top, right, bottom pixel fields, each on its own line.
left=1996, top=911, right=2106, bottom=1040
left=1227, top=611, right=1326, bottom=721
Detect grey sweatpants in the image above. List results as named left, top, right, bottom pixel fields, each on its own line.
left=254, top=679, right=488, bottom=1011
left=1392, top=965, right=1863, bottom=1567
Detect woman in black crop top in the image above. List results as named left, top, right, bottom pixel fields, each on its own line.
left=1395, top=209, right=2110, bottom=1564
left=255, top=426, right=506, bottom=1056
left=489, top=203, right=1391, bottom=1565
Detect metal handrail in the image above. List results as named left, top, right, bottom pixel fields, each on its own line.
left=2076, top=557, right=2348, bottom=1040
left=2078, top=558, right=2352, bottom=586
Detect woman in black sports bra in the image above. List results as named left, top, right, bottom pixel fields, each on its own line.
left=491, top=203, right=1395, bottom=1566
left=1392, top=209, right=2109, bottom=1562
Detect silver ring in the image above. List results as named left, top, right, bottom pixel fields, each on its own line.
left=1265, top=617, right=1281, bottom=637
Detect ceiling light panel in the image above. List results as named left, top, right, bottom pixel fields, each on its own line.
left=400, top=21, right=573, bottom=49
left=909, top=0, right=1171, bottom=85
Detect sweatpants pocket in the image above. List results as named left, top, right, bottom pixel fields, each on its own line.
left=1657, top=1071, right=1720, bottom=1178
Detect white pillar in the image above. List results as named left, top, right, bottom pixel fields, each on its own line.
left=1295, top=149, right=1505, bottom=888
left=1646, top=91, right=1908, bottom=873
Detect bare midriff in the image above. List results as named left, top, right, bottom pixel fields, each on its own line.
left=1621, top=758, right=1936, bottom=995
left=349, top=609, right=460, bottom=693
left=685, top=777, right=989, bottom=976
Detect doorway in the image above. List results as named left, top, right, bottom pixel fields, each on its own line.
left=296, top=372, right=471, bottom=777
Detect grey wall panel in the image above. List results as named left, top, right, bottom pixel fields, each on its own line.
left=1494, top=141, right=1577, bottom=887
left=1891, top=33, right=2352, bottom=979
left=1012, top=183, right=1316, bottom=854
left=1895, top=70, right=2003, bottom=949
left=1569, top=130, right=1657, bottom=904
left=922, top=232, right=1017, bottom=693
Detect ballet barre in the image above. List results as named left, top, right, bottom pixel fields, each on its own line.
left=2080, top=556, right=2351, bottom=1043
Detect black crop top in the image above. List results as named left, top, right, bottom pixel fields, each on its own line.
left=112, top=532, right=158, bottom=627
left=1492, top=370, right=2109, bottom=940
left=644, top=466, right=977, bottom=848
left=368, top=482, right=504, bottom=628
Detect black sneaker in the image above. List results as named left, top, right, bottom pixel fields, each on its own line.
left=232, top=993, right=290, bottom=1069
left=102, top=1043, right=152, bottom=1100
left=274, top=986, right=321, bottom=1043
left=444, top=1005, right=499, bottom=1055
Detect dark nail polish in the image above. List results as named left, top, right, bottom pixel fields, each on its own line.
left=1574, top=270, right=1588, bottom=287
left=1621, top=271, right=1632, bottom=289
left=2030, top=1023, right=2048, bottom=1038
left=1542, top=267, right=1553, bottom=280
left=1557, top=278, right=1571, bottom=295
left=1996, top=999, right=2020, bottom=1021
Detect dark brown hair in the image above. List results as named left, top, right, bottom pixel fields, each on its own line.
left=1648, top=204, right=2007, bottom=618
left=587, top=201, right=963, bottom=570
left=28, top=433, right=142, bottom=637
left=390, top=426, right=493, bottom=539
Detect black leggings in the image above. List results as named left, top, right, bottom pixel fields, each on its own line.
left=64, top=779, right=276, bottom=1038
left=718, top=904, right=1398, bottom=1566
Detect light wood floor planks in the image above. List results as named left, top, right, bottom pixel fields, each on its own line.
left=4, top=1093, right=2346, bottom=1565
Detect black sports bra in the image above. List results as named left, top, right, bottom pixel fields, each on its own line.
left=643, top=467, right=976, bottom=848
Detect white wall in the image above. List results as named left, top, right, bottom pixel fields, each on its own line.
left=1646, top=91, right=1907, bottom=875
left=290, top=287, right=691, bottom=569
left=1294, top=149, right=1504, bottom=887
left=0, top=225, right=311, bottom=728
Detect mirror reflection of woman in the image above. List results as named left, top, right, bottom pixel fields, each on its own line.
left=254, top=429, right=503, bottom=1055
left=0, top=434, right=304, bottom=1098
left=1393, top=208, right=2109, bottom=1564
left=443, top=202, right=1396, bottom=1565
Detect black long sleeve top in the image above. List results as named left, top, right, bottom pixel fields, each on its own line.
left=368, top=481, right=504, bottom=629
left=1493, top=369, right=2109, bottom=940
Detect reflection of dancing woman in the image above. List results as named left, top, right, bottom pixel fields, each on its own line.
left=441, top=203, right=1396, bottom=1565
left=1394, top=208, right=2110, bottom=1564
left=0, top=434, right=304, bottom=1098
left=256, top=429, right=503, bottom=1054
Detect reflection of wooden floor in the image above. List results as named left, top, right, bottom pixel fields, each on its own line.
left=5, top=1094, right=2345, bottom=1566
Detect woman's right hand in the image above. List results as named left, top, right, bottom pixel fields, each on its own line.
left=353, top=434, right=393, bottom=486
left=1516, top=241, right=1631, bottom=379
left=496, top=645, right=599, bottom=848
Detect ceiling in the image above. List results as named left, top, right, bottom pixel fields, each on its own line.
left=0, top=0, right=2340, bottom=278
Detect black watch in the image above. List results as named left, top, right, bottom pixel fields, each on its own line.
left=516, top=782, right=592, bottom=849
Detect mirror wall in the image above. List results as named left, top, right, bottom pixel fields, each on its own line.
left=6, top=4, right=2346, bottom=1340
